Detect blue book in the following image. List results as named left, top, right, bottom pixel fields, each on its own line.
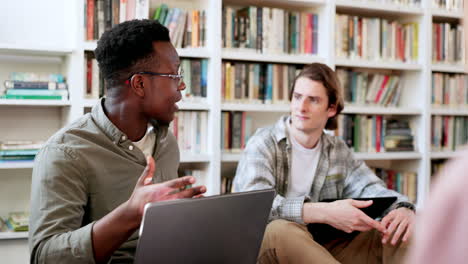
left=201, top=59, right=207, bottom=97
left=266, top=64, right=273, bottom=103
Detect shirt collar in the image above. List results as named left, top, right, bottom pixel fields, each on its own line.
left=273, top=115, right=336, bottom=147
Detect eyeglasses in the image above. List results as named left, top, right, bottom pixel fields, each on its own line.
left=127, top=68, right=184, bottom=86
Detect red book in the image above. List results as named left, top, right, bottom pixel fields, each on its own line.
left=86, top=56, right=92, bottom=95
left=376, top=115, right=382, bottom=152
left=374, top=75, right=390, bottom=103
left=86, top=0, right=95, bottom=40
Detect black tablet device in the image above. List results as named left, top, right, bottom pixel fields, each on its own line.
left=307, top=196, right=397, bottom=244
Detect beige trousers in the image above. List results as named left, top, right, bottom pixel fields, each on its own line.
left=258, top=219, right=408, bottom=264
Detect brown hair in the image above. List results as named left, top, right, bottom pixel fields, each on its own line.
left=289, top=63, right=344, bottom=130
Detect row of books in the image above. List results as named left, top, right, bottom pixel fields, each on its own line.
left=432, top=0, right=463, bottom=10
left=221, top=176, right=234, bottom=194
left=431, top=116, right=467, bottom=151
left=180, top=58, right=208, bottom=102
left=169, top=111, right=208, bottom=154
left=337, top=115, right=414, bottom=153
left=153, top=4, right=206, bottom=48
left=1, top=73, right=68, bottom=100
left=223, top=6, right=318, bottom=54
left=85, top=0, right=148, bottom=40
left=222, top=61, right=301, bottom=104
left=431, top=73, right=468, bottom=107
left=373, top=168, right=417, bottom=203
left=432, top=23, right=464, bottom=64
left=85, top=53, right=106, bottom=99
left=221, top=111, right=253, bottom=152
left=335, top=14, right=419, bottom=62
left=0, top=141, right=43, bottom=162
left=336, top=69, right=402, bottom=107
left=0, top=212, right=29, bottom=232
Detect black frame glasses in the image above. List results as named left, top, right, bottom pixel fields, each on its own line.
left=127, top=68, right=184, bottom=86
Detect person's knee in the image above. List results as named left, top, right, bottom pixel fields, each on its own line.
left=264, top=219, right=309, bottom=241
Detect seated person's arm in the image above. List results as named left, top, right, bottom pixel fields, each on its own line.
left=30, top=145, right=96, bottom=264
left=30, top=146, right=205, bottom=264
left=233, top=132, right=309, bottom=224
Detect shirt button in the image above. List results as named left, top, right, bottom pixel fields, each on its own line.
left=122, top=135, right=127, bottom=141
left=129, top=145, right=134, bottom=150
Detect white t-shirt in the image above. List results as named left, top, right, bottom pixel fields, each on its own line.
left=132, top=124, right=156, bottom=158
left=286, top=124, right=322, bottom=198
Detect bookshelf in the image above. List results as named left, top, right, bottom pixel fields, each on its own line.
left=0, top=0, right=466, bottom=262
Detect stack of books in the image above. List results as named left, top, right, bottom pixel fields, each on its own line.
left=1, top=72, right=68, bottom=100
left=3, top=212, right=29, bottom=232
left=0, top=140, right=43, bottom=162
left=337, top=115, right=415, bottom=152
left=384, top=119, right=414, bottom=151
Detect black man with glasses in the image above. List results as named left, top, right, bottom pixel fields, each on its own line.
left=29, top=20, right=206, bottom=264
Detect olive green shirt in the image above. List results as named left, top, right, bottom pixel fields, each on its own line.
left=29, top=99, right=180, bottom=264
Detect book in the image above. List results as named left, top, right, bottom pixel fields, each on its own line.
left=0, top=94, right=63, bottom=100
left=6, top=212, right=29, bottom=232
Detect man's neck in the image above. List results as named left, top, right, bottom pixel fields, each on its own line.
left=290, top=125, right=322, bottom=149
left=103, top=96, right=147, bottom=141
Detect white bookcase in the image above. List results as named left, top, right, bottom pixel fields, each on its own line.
left=0, top=0, right=466, bottom=262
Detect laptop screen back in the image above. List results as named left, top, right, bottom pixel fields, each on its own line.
left=135, top=189, right=275, bottom=264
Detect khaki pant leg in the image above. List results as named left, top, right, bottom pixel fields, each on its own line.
left=324, top=229, right=409, bottom=264
left=257, top=219, right=340, bottom=264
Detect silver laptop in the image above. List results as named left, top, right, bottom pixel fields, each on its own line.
left=135, top=189, right=275, bottom=264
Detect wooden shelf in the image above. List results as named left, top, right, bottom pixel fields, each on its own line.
left=335, top=58, right=422, bottom=71
left=221, top=152, right=422, bottom=162
left=222, top=49, right=325, bottom=64
left=430, top=151, right=460, bottom=159
left=221, top=153, right=242, bottom=162
left=0, top=99, right=70, bottom=107
left=177, top=101, right=210, bottom=111
left=336, top=0, right=423, bottom=15
left=0, top=43, right=72, bottom=56
left=431, top=107, right=468, bottom=116
left=353, top=152, right=422, bottom=160
left=343, top=105, right=421, bottom=115
left=0, top=161, right=34, bottom=169
left=222, top=103, right=289, bottom=112
left=0, top=232, right=28, bottom=240
left=176, top=48, right=211, bottom=59
left=431, top=64, right=466, bottom=73
left=180, top=153, right=210, bottom=163
left=225, top=0, right=325, bottom=8
left=431, top=8, right=464, bottom=19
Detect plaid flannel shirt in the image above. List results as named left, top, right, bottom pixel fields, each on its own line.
left=233, top=115, right=413, bottom=224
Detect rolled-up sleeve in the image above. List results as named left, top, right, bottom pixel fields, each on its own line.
left=233, top=130, right=307, bottom=224
left=29, top=145, right=95, bottom=264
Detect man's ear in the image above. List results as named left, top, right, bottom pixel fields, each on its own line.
left=327, top=104, right=337, bottom=118
left=130, top=74, right=145, bottom=97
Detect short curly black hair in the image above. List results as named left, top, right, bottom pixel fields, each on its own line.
left=94, top=19, right=170, bottom=88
